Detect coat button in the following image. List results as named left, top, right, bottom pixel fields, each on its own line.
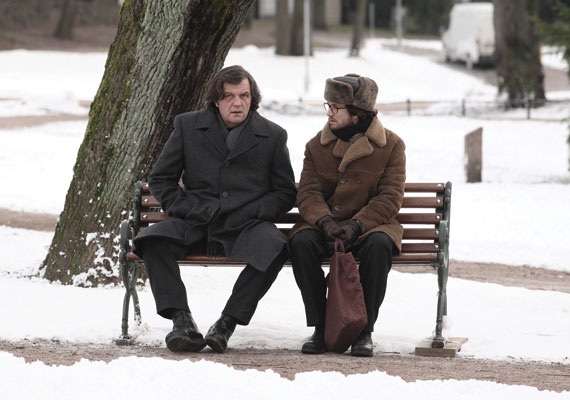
left=333, top=205, right=341, bottom=211
left=224, top=161, right=230, bottom=167
left=206, top=207, right=212, bottom=215
left=340, top=178, right=348, bottom=184
left=222, top=192, right=228, bottom=198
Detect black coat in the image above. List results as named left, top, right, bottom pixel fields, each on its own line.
left=134, top=109, right=297, bottom=271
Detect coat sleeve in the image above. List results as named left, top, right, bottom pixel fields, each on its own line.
left=254, top=128, right=297, bottom=221
left=296, top=140, right=333, bottom=226
left=353, top=137, right=406, bottom=231
left=148, top=115, right=193, bottom=219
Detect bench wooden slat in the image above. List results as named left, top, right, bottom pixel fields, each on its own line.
left=140, top=210, right=444, bottom=225
left=138, top=224, right=440, bottom=240
left=140, top=212, right=168, bottom=223
left=397, top=213, right=443, bottom=224
left=402, top=243, right=440, bottom=252
left=402, top=197, right=444, bottom=208
left=403, top=182, right=446, bottom=193
left=126, top=251, right=439, bottom=264
left=142, top=195, right=445, bottom=210
left=403, top=228, right=439, bottom=240
left=393, top=253, right=438, bottom=263
left=141, top=182, right=446, bottom=194
left=141, top=196, right=160, bottom=208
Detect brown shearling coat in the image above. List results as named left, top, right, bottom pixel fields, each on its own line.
left=289, top=117, right=406, bottom=251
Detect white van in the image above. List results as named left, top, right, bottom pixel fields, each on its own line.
left=442, top=2, right=495, bottom=68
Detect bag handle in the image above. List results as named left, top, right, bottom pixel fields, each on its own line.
left=334, top=238, right=345, bottom=253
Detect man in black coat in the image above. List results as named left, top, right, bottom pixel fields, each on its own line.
left=133, top=65, right=297, bottom=353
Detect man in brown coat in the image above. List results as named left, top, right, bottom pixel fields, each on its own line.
left=289, top=74, right=406, bottom=357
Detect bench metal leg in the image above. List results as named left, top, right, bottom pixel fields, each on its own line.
left=116, top=219, right=142, bottom=345
left=432, top=220, right=449, bottom=348
left=116, top=260, right=142, bottom=345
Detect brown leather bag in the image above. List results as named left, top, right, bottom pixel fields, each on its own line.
left=324, top=238, right=368, bottom=353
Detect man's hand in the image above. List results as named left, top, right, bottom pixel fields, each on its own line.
left=339, top=220, right=364, bottom=250
left=317, top=216, right=343, bottom=243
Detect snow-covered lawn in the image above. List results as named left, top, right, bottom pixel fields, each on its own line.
left=0, top=39, right=569, bottom=398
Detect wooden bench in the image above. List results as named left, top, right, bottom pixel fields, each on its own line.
left=118, top=180, right=453, bottom=352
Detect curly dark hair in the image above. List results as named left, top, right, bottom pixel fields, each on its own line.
left=346, top=105, right=378, bottom=120
left=206, top=65, right=262, bottom=112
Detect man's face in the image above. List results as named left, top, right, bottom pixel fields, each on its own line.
left=216, top=78, right=252, bottom=128
left=326, top=102, right=358, bottom=130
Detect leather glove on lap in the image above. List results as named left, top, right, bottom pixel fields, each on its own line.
left=339, top=220, right=363, bottom=250
left=317, top=216, right=343, bottom=244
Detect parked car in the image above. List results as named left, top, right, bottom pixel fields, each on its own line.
left=441, top=2, right=495, bottom=69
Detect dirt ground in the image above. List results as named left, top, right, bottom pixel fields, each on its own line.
left=0, top=339, right=568, bottom=392
left=2, top=22, right=569, bottom=393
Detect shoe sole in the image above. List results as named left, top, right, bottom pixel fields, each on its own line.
left=301, top=344, right=327, bottom=354
left=350, top=349, right=373, bottom=357
left=166, top=334, right=206, bottom=353
left=205, top=336, right=226, bottom=353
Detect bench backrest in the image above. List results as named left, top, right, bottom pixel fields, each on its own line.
left=130, top=181, right=452, bottom=266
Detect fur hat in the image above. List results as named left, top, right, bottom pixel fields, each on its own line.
left=324, top=73, right=378, bottom=112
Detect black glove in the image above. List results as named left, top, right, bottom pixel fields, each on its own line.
left=339, top=220, right=364, bottom=250
left=317, top=216, right=343, bottom=244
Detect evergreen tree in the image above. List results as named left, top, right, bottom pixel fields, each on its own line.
left=539, top=0, right=570, bottom=78
left=493, top=0, right=546, bottom=107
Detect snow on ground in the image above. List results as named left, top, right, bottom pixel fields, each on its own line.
left=1, top=41, right=569, bottom=398
left=542, top=45, right=570, bottom=72
left=1, top=351, right=567, bottom=400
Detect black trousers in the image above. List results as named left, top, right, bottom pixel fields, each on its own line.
left=137, top=237, right=286, bottom=325
left=289, top=229, right=394, bottom=333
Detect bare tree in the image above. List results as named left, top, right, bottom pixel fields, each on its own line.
left=54, top=0, right=78, bottom=39
left=290, top=0, right=306, bottom=55
left=493, top=0, right=546, bottom=107
left=41, top=0, right=256, bottom=286
left=276, top=0, right=291, bottom=55
left=350, top=0, right=367, bottom=57
left=313, top=0, right=327, bottom=30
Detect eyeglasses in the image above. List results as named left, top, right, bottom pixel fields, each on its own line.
left=323, top=102, right=347, bottom=114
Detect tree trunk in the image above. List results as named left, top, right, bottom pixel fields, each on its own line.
left=54, top=0, right=78, bottom=40
left=276, top=0, right=291, bottom=55
left=313, top=0, right=327, bottom=30
left=350, top=0, right=366, bottom=57
left=41, top=0, right=255, bottom=286
left=493, top=0, right=546, bottom=107
left=290, top=0, right=305, bottom=55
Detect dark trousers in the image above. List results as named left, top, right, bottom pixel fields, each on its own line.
left=290, top=229, right=394, bottom=333
left=138, top=237, right=286, bottom=325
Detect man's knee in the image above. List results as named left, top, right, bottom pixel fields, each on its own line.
left=138, top=237, right=168, bottom=255
left=290, top=230, right=323, bottom=255
left=359, top=232, right=394, bottom=257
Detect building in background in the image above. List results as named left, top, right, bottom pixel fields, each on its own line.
left=257, top=0, right=342, bottom=26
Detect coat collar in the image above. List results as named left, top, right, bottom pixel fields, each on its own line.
left=196, top=109, right=267, bottom=160
left=320, top=117, right=387, bottom=173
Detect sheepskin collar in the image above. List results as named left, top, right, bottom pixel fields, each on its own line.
left=320, top=117, right=387, bottom=173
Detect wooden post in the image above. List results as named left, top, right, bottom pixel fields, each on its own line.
left=464, top=127, right=482, bottom=183
left=567, top=136, right=570, bottom=171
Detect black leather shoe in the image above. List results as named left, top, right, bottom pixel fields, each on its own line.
left=165, top=310, right=206, bottom=353
left=205, top=314, right=237, bottom=353
left=350, top=331, right=373, bottom=357
left=301, top=326, right=326, bottom=354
